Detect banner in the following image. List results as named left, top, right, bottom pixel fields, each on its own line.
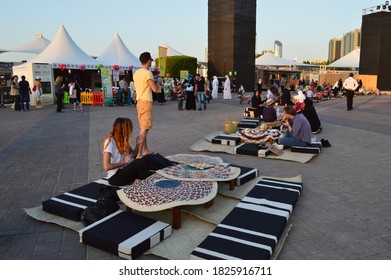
left=158, top=46, right=168, bottom=77
left=101, top=67, right=113, bottom=97
left=180, top=70, right=188, bottom=81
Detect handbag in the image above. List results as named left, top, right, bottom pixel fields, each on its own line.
left=80, top=196, right=119, bottom=226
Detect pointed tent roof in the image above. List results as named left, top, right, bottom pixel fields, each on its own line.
left=255, top=52, right=295, bottom=66
left=11, top=34, right=51, bottom=54
left=97, top=33, right=141, bottom=69
left=162, top=44, right=185, bottom=56
left=328, top=48, right=360, bottom=68
left=29, top=25, right=99, bottom=69
left=154, top=44, right=185, bottom=59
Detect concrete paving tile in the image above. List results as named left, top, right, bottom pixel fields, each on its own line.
left=1, top=96, right=391, bottom=260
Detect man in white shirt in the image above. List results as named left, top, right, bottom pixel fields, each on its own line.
left=343, top=73, right=358, bottom=111
left=133, top=52, right=158, bottom=158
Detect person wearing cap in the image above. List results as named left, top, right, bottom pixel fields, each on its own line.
left=133, top=52, right=158, bottom=158
left=343, top=73, right=358, bottom=111
left=262, top=98, right=281, bottom=129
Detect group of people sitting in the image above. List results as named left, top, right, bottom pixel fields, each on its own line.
left=249, top=88, right=323, bottom=153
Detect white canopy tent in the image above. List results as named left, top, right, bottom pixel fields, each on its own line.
left=162, top=44, right=185, bottom=56
left=28, top=25, right=100, bottom=69
left=153, top=44, right=185, bottom=59
left=255, top=52, right=296, bottom=67
left=97, top=33, right=141, bottom=69
left=327, top=48, right=360, bottom=68
left=11, top=34, right=51, bottom=54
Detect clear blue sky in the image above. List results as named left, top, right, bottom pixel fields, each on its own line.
left=0, top=0, right=382, bottom=62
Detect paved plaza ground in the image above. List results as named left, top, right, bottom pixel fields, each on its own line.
left=1, top=94, right=391, bottom=260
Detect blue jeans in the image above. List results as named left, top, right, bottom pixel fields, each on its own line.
left=197, top=91, right=205, bottom=110
left=20, top=92, right=30, bottom=111
left=279, top=130, right=308, bottom=147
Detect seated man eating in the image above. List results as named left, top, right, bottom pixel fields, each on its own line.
left=279, top=105, right=312, bottom=148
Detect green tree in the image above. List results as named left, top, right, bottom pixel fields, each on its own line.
left=155, top=56, right=197, bottom=77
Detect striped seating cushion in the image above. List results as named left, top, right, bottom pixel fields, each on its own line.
left=211, top=135, right=241, bottom=146
left=228, top=164, right=259, bottom=185
left=237, top=119, right=260, bottom=129
left=79, top=210, right=172, bottom=259
left=291, top=146, right=321, bottom=154
left=234, top=143, right=272, bottom=157
left=42, top=179, right=119, bottom=221
left=191, top=177, right=302, bottom=260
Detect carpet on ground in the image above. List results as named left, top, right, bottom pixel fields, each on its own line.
left=190, top=131, right=316, bottom=164
left=24, top=174, right=301, bottom=260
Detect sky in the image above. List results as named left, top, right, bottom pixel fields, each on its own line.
left=0, top=0, right=383, bottom=63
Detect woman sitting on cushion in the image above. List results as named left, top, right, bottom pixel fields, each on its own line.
left=261, top=99, right=281, bottom=129
left=251, top=90, right=264, bottom=118
left=302, top=98, right=322, bottom=134
left=102, top=118, right=173, bottom=186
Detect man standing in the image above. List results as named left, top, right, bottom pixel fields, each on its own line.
left=118, top=77, right=129, bottom=105
left=133, top=52, right=157, bottom=158
left=195, top=74, right=206, bottom=110
left=343, top=73, right=358, bottom=111
left=19, top=75, right=31, bottom=111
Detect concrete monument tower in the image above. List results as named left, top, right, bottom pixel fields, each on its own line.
left=208, top=0, right=256, bottom=91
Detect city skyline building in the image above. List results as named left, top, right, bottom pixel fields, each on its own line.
left=274, top=40, right=282, bottom=58
left=328, top=38, right=343, bottom=62
left=328, top=29, right=361, bottom=62
left=342, top=29, right=361, bottom=56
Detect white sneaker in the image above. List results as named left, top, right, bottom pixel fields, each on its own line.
left=274, top=143, right=284, bottom=150
left=266, top=142, right=284, bottom=156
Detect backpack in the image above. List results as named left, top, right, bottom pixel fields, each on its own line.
left=80, top=196, right=119, bottom=226
left=79, top=186, right=120, bottom=226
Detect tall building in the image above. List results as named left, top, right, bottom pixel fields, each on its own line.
left=328, top=38, right=342, bottom=62
left=274, top=40, right=282, bottom=58
left=208, top=0, right=256, bottom=91
left=360, top=9, right=391, bottom=90
left=342, top=29, right=361, bottom=56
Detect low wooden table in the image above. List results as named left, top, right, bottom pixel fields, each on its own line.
left=118, top=174, right=218, bottom=230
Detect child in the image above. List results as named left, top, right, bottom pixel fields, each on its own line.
left=34, top=77, right=43, bottom=108
left=176, top=83, right=185, bottom=110
left=69, top=79, right=83, bottom=112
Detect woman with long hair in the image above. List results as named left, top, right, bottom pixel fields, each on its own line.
left=54, top=76, right=65, bottom=113
left=103, top=117, right=174, bottom=186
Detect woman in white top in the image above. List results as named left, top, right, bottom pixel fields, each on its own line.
left=102, top=117, right=174, bottom=186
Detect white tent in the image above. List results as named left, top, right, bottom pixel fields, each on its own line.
left=328, top=48, right=360, bottom=68
left=162, top=44, right=185, bottom=56
left=29, top=25, right=99, bottom=69
left=11, top=34, right=51, bottom=54
left=255, top=52, right=296, bottom=66
left=154, top=44, right=185, bottom=58
left=97, top=33, right=141, bottom=69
